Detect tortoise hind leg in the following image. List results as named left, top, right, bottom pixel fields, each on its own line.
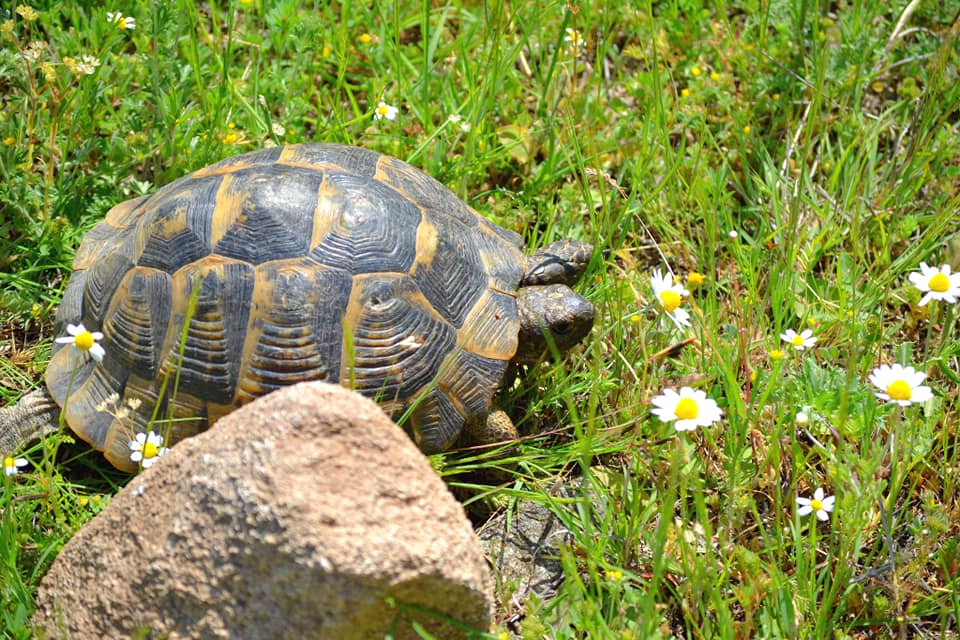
left=0, top=389, right=61, bottom=454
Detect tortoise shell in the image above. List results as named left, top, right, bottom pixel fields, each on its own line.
left=46, top=143, right=526, bottom=471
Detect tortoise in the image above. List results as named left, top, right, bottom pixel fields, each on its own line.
left=0, top=143, right=595, bottom=472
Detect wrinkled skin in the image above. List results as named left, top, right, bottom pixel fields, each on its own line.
left=513, top=284, right=595, bottom=365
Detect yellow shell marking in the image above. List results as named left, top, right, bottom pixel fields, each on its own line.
left=209, top=174, right=251, bottom=249
left=411, top=218, right=439, bottom=275
left=310, top=173, right=341, bottom=249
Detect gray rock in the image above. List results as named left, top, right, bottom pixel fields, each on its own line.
left=476, top=490, right=576, bottom=605
left=32, top=381, right=493, bottom=639
left=477, top=477, right=631, bottom=622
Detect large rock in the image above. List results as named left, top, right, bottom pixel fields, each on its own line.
left=32, top=382, right=493, bottom=639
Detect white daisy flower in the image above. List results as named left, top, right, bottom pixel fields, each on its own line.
left=55, top=323, right=105, bottom=362
left=868, top=363, right=933, bottom=407
left=650, top=386, right=723, bottom=432
left=74, top=55, right=101, bottom=75
left=651, top=268, right=691, bottom=329
left=797, top=487, right=835, bottom=521
left=129, top=431, right=169, bottom=469
left=373, top=101, right=398, bottom=121
left=780, top=328, right=817, bottom=350
left=107, top=12, right=136, bottom=30
left=564, top=27, right=585, bottom=50
left=908, top=262, right=960, bottom=306
left=4, top=456, right=28, bottom=476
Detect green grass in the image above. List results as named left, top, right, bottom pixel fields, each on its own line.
left=2, top=0, right=960, bottom=638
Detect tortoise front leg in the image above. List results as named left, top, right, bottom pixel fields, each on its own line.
left=0, top=389, right=61, bottom=454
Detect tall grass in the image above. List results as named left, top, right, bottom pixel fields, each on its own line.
left=2, top=1, right=959, bottom=638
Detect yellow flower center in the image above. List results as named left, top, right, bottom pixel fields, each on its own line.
left=928, top=272, right=949, bottom=293
left=791, top=334, right=804, bottom=347
left=3, top=456, right=13, bottom=469
left=885, top=379, right=912, bottom=401
left=74, top=331, right=95, bottom=351
left=659, top=290, right=682, bottom=312
left=674, top=398, right=699, bottom=420
left=810, top=498, right=823, bottom=512
left=142, top=442, right=159, bottom=459
left=376, top=105, right=389, bottom=117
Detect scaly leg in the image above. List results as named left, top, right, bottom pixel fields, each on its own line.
left=0, top=389, right=61, bottom=454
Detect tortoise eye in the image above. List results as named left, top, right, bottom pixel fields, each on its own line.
left=553, top=321, right=571, bottom=335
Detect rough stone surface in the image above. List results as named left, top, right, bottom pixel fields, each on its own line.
left=476, top=479, right=625, bottom=617
left=476, top=492, right=573, bottom=606
left=32, top=382, right=493, bottom=639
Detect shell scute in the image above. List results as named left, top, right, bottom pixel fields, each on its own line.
left=133, top=178, right=219, bottom=272
left=343, top=274, right=456, bottom=403
left=410, top=210, right=487, bottom=328
left=375, top=155, right=480, bottom=228
left=102, top=267, right=173, bottom=379
left=475, top=219, right=525, bottom=290
left=81, top=252, right=135, bottom=331
left=166, top=257, right=255, bottom=403
left=406, top=386, right=465, bottom=453
left=208, top=167, right=321, bottom=264
left=308, top=171, right=421, bottom=274
left=73, top=197, right=147, bottom=271
left=101, top=375, right=209, bottom=471
left=437, top=349, right=509, bottom=421
left=455, top=289, right=518, bottom=361
left=60, top=356, right=127, bottom=449
left=237, top=261, right=352, bottom=402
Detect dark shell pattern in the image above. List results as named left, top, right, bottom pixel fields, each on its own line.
left=47, top=143, right=525, bottom=471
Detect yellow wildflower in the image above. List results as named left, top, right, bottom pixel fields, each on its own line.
left=16, top=5, right=39, bottom=21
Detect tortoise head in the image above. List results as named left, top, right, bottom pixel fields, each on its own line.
left=521, top=239, right=594, bottom=287
left=513, top=239, right=596, bottom=364
left=513, top=284, right=595, bottom=365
